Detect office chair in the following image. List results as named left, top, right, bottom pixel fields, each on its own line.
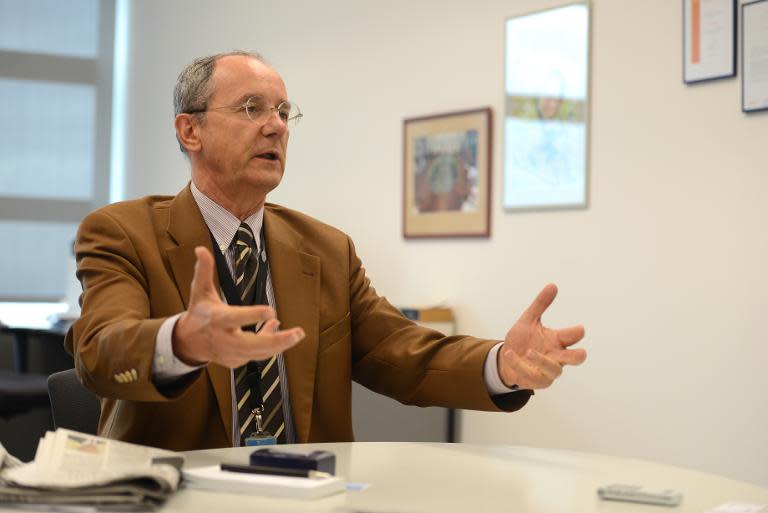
left=47, top=368, right=100, bottom=434
left=0, top=370, right=50, bottom=419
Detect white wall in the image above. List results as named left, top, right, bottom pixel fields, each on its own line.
left=120, top=0, right=768, bottom=486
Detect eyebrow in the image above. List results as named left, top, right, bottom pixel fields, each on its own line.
left=237, top=93, right=262, bottom=104
left=234, top=94, right=288, bottom=105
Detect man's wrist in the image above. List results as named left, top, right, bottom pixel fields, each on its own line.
left=484, top=342, right=520, bottom=395
left=153, top=314, right=204, bottom=383
left=171, top=312, right=208, bottom=366
left=496, top=345, right=520, bottom=390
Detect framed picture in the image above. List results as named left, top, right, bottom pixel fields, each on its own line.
left=402, top=108, right=492, bottom=239
left=683, top=0, right=736, bottom=84
left=503, top=2, right=590, bottom=210
left=742, top=0, right=768, bottom=112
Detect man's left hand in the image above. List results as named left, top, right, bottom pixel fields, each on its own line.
left=498, top=283, right=587, bottom=390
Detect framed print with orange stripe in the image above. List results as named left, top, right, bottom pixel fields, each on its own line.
left=683, top=0, right=736, bottom=84
left=742, top=0, right=768, bottom=113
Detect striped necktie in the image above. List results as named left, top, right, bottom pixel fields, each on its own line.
left=232, top=222, right=286, bottom=445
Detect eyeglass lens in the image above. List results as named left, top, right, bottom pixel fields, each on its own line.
left=245, top=98, right=301, bottom=126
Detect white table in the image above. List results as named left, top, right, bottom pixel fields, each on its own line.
left=169, top=442, right=768, bottom=513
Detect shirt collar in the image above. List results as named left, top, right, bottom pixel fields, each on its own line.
left=190, top=181, right=264, bottom=252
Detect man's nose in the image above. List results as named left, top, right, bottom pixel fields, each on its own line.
left=261, top=110, right=288, bottom=136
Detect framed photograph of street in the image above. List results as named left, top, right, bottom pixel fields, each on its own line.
left=742, top=0, right=768, bottom=112
left=683, top=0, right=736, bottom=84
left=402, top=108, right=492, bottom=239
left=503, top=2, right=590, bottom=210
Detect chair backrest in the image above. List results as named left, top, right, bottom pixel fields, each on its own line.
left=0, top=370, right=50, bottom=419
left=47, top=368, right=100, bottom=435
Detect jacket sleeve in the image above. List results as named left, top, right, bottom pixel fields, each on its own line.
left=65, top=209, right=200, bottom=401
left=346, top=236, right=532, bottom=412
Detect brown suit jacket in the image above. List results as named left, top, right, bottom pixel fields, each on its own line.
left=65, top=185, right=531, bottom=451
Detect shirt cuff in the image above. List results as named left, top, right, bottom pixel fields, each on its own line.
left=153, top=313, right=205, bottom=383
left=484, top=342, right=520, bottom=395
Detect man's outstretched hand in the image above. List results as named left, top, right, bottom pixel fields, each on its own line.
left=173, top=246, right=305, bottom=368
left=498, top=284, right=586, bottom=390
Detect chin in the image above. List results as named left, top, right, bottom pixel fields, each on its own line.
left=244, top=166, right=284, bottom=191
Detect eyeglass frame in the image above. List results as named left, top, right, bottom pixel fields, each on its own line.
left=185, top=96, right=303, bottom=127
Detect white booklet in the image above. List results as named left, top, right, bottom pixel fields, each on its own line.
left=183, top=465, right=345, bottom=499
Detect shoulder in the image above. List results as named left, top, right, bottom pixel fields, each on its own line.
left=264, top=203, right=353, bottom=253
left=89, top=195, right=174, bottom=218
left=80, top=196, right=174, bottom=235
left=265, top=203, right=347, bottom=237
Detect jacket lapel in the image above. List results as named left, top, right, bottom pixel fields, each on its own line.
left=165, top=184, right=233, bottom=444
left=264, top=207, right=320, bottom=443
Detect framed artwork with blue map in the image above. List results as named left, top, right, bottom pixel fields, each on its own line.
left=503, top=2, right=590, bottom=210
left=402, top=108, right=492, bottom=238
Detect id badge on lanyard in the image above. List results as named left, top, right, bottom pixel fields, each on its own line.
left=244, top=406, right=277, bottom=446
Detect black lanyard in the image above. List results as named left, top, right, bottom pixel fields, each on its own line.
left=208, top=228, right=270, bottom=413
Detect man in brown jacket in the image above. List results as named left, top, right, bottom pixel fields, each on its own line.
left=66, top=51, right=587, bottom=451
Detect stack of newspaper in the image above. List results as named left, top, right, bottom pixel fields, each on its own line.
left=0, top=429, right=182, bottom=510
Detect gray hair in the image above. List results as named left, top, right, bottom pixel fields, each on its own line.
left=173, top=50, right=266, bottom=153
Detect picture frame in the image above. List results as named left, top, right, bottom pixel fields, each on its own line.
left=402, top=108, right=492, bottom=239
left=742, top=0, right=768, bottom=113
left=683, top=0, right=737, bottom=84
left=503, top=2, right=590, bottom=211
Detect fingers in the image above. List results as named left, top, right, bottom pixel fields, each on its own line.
left=260, top=318, right=281, bottom=333
left=525, top=350, right=563, bottom=382
left=255, top=326, right=305, bottom=353
left=184, top=245, right=306, bottom=367
left=557, top=324, right=585, bottom=347
left=189, top=246, right=218, bottom=304
left=501, top=348, right=562, bottom=390
left=223, top=326, right=305, bottom=366
left=521, top=283, right=558, bottom=323
left=220, top=304, right=276, bottom=328
left=550, top=347, right=587, bottom=366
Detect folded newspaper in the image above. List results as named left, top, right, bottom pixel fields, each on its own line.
left=0, top=429, right=182, bottom=510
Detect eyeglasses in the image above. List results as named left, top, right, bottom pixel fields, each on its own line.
left=187, top=96, right=303, bottom=128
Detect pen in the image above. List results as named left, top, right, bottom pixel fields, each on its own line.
left=220, top=463, right=332, bottom=480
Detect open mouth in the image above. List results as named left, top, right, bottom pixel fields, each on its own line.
left=255, top=151, right=279, bottom=161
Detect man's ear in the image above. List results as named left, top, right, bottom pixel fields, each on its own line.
left=175, top=113, right=202, bottom=153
